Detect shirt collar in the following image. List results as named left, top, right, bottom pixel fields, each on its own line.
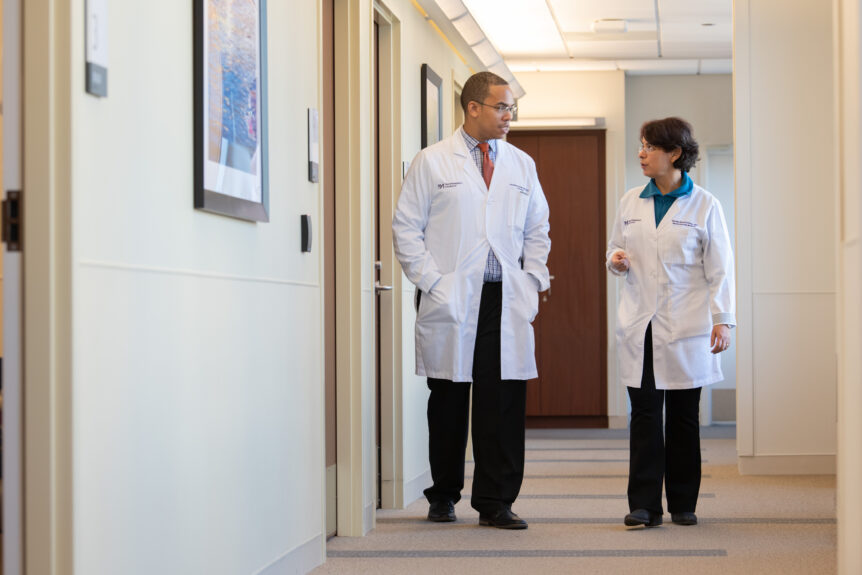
left=639, top=171, right=693, bottom=199
left=461, top=127, right=497, bottom=154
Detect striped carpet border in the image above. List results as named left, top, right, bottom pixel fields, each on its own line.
left=328, top=549, right=728, bottom=558
left=375, top=516, right=835, bottom=525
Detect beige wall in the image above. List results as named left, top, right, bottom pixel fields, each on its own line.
left=624, top=75, right=733, bottom=192
left=511, top=70, right=628, bottom=425
left=734, top=0, right=837, bottom=473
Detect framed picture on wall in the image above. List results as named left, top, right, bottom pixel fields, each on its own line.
left=421, top=63, right=442, bottom=149
left=194, top=0, right=270, bottom=222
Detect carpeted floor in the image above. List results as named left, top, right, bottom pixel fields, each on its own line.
left=314, top=426, right=836, bottom=574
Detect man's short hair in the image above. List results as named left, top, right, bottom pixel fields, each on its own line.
left=460, top=71, right=509, bottom=113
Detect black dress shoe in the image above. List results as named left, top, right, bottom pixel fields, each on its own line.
left=479, top=508, right=528, bottom=530
left=427, top=500, right=456, bottom=522
left=624, top=508, right=663, bottom=527
left=671, top=512, right=698, bottom=525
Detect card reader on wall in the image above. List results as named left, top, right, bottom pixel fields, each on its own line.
left=301, top=215, right=312, bottom=252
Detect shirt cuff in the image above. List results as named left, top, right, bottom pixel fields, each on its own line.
left=712, top=313, right=736, bottom=327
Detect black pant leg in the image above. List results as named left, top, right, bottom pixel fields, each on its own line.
left=665, top=386, right=702, bottom=513
left=471, top=378, right=527, bottom=514
left=468, top=283, right=527, bottom=515
left=423, top=378, right=471, bottom=504
left=627, top=323, right=666, bottom=515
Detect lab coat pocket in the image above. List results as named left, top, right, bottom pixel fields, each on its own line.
left=523, top=271, right=539, bottom=322
left=507, top=188, right=530, bottom=230
left=417, top=272, right=460, bottom=325
left=667, top=284, right=712, bottom=342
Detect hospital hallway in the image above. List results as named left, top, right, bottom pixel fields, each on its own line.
left=314, top=426, right=836, bottom=574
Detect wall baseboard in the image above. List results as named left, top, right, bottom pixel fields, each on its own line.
left=608, top=415, right=628, bottom=429
left=364, top=501, right=374, bottom=535
left=256, top=534, right=323, bottom=575
left=739, top=454, right=836, bottom=475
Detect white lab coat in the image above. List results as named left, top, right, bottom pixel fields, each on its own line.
left=606, top=183, right=735, bottom=390
left=393, top=131, right=551, bottom=382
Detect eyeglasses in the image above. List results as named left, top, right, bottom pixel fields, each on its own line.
left=639, top=142, right=660, bottom=153
left=474, top=101, right=518, bottom=115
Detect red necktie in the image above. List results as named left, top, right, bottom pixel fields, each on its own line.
left=478, top=142, right=494, bottom=188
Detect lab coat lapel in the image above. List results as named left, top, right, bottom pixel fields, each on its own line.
left=451, top=133, right=486, bottom=191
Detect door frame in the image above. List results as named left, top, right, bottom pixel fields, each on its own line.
left=372, top=1, right=402, bottom=510
left=333, top=0, right=403, bottom=536
left=2, top=0, right=24, bottom=571
left=19, top=0, right=75, bottom=571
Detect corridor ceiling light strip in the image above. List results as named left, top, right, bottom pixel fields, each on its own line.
left=428, top=0, right=525, bottom=99
left=411, top=0, right=472, bottom=70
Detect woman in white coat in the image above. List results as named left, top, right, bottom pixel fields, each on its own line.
left=606, top=117, right=735, bottom=528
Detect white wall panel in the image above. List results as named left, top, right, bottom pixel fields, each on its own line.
left=69, top=0, right=326, bottom=572
left=734, top=0, right=837, bottom=470
left=748, top=0, right=835, bottom=295
left=752, top=294, right=837, bottom=455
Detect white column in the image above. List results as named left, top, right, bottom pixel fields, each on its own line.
left=733, top=0, right=837, bottom=474
left=835, top=0, right=862, bottom=571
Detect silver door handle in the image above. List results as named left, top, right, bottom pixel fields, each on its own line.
left=375, top=281, right=393, bottom=293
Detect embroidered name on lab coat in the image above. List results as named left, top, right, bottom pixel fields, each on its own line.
left=624, top=218, right=642, bottom=226
left=509, top=183, right=530, bottom=195
left=437, top=182, right=463, bottom=189
left=671, top=219, right=697, bottom=228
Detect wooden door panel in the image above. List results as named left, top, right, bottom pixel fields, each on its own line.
left=507, top=130, right=607, bottom=426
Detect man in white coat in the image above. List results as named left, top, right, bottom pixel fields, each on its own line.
left=392, top=71, right=550, bottom=529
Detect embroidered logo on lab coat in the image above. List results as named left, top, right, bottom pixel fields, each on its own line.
left=437, top=182, right=463, bottom=190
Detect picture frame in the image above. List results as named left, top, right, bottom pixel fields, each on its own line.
left=421, top=63, right=442, bottom=149
left=194, top=0, right=269, bottom=222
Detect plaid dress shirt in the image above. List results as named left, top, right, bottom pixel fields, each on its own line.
left=461, top=128, right=503, bottom=283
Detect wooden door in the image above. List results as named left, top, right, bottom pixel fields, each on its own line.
left=506, top=130, right=607, bottom=428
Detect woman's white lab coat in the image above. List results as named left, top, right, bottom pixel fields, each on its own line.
left=606, top=184, right=735, bottom=390
left=393, top=132, right=551, bottom=382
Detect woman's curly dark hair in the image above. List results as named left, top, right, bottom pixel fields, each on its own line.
left=640, top=117, right=700, bottom=173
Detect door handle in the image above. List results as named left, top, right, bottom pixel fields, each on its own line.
left=374, top=260, right=392, bottom=293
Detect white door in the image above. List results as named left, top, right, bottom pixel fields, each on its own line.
left=2, top=0, right=24, bottom=572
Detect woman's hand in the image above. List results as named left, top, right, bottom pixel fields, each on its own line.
left=710, top=324, right=731, bottom=354
left=610, top=250, right=630, bottom=273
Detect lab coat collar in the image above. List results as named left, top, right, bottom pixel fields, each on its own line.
left=460, top=126, right=498, bottom=156
left=639, top=171, right=693, bottom=199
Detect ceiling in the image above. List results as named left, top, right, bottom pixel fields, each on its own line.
left=443, top=0, right=732, bottom=76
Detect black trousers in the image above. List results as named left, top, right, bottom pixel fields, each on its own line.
left=423, top=282, right=527, bottom=515
left=627, top=323, right=702, bottom=515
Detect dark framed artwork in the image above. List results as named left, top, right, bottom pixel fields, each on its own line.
left=421, top=63, right=442, bottom=149
left=194, top=0, right=269, bottom=222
